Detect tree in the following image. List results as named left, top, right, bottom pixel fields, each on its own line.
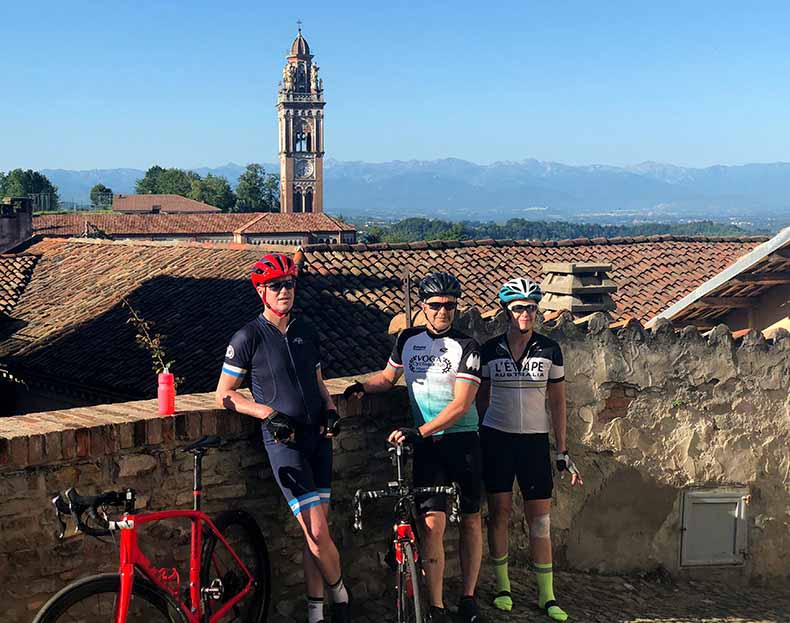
left=90, top=183, right=113, bottom=209
left=135, top=165, right=198, bottom=196
left=261, top=172, right=280, bottom=212
left=189, top=174, right=236, bottom=212
left=0, top=169, right=59, bottom=209
left=234, top=164, right=279, bottom=213
left=135, top=165, right=165, bottom=194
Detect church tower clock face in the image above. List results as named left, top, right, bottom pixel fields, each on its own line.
left=295, top=158, right=314, bottom=178
left=277, top=25, right=325, bottom=213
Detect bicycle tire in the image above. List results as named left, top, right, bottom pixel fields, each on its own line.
left=397, top=541, right=423, bottom=623
left=33, top=572, right=186, bottom=623
left=202, top=510, right=271, bottom=623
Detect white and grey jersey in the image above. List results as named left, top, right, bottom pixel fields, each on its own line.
left=480, top=332, right=565, bottom=434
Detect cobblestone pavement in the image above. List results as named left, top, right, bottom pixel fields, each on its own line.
left=345, top=565, right=790, bottom=623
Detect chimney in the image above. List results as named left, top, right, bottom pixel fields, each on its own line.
left=0, top=197, right=33, bottom=253
left=540, top=262, right=618, bottom=316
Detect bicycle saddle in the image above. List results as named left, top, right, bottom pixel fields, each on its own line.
left=182, top=435, right=224, bottom=453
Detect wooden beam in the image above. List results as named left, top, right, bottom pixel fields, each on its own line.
left=776, top=248, right=790, bottom=259
left=699, top=296, right=755, bottom=308
left=735, top=271, right=790, bottom=284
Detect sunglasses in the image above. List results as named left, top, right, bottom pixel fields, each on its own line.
left=509, top=303, right=538, bottom=314
left=265, top=279, right=296, bottom=291
left=425, top=301, right=458, bottom=311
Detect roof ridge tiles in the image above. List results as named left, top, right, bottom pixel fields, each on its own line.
left=235, top=213, right=268, bottom=234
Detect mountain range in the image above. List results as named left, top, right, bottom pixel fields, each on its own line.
left=42, top=159, right=790, bottom=231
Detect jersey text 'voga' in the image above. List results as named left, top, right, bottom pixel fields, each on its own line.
left=388, top=327, right=481, bottom=435
left=481, top=332, right=564, bottom=434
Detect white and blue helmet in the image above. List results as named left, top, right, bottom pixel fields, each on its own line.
left=498, top=277, right=542, bottom=305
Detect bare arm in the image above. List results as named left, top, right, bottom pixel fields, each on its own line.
left=360, top=365, right=402, bottom=394
left=316, top=367, right=336, bottom=411
left=547, top=380, right=567, bottom=452
left=215, top=373, right=272, bottom=421
left=398, top=379, right=479, bottom=439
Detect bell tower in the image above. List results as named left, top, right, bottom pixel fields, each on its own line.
left=277, top=25, right=325, bottom=213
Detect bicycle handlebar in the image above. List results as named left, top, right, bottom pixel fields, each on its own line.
left=52, top=487, right=136, bottom=539
left=352, top=482, right=460, bottom=532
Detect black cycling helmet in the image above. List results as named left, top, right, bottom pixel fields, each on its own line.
left=418, top=271, right=462, bottom=300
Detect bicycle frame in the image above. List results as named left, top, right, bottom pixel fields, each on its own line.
left=114, top=509, right=253, bottom=623
left=112, top=449, right=254, bottom=623
left=353, top=443, right=460, bottom=622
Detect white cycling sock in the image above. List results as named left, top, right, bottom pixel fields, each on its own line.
left=307, top=596, right=324, bottom=623
left=328, top=577, right=349, bottom=603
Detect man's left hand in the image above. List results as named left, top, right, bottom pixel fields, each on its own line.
left=323, top=409, right=341, bottom=438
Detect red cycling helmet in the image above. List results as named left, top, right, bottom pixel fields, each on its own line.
left=251, top=253, right=299, bottom=289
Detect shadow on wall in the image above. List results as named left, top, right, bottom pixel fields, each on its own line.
left=5, top=271, right=402, bottom=414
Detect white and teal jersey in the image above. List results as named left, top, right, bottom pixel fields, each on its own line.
left=388, top=327, right=481, bottom=435
left=480, top=332, right=565, bottom=434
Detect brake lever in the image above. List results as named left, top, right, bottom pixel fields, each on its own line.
left=51, top=494, right=69, bottom=540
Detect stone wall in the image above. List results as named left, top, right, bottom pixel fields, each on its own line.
left=457, top=311, right=790, bottom=580
left=1, top=320, right=788, bottom=621
left=0, top=197, right=33, bottom=253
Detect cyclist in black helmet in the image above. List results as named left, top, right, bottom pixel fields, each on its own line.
left=345, top=271, right=486, bottom=623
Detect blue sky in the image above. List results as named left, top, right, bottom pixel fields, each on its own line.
left=2, top=1, right=790, bottom=170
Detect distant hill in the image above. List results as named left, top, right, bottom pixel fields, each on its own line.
left=42, top=158, right=790, bottom=231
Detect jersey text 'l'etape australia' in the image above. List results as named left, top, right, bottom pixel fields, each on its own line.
left=388, top=327, right=481, bottom=435
left=221, top=315, right=324, bottom=426
left=481, top=332, right=564, bottom=434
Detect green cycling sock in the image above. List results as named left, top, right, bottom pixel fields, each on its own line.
left=533, top=562, right=567, bottom=621
left=492, top=554, right=512, bottom=611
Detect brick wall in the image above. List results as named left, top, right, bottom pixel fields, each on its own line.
left=0, top=386, right=420, bottom=622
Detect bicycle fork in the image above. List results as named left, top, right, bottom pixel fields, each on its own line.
left=395, top=523, right=418, bottom=597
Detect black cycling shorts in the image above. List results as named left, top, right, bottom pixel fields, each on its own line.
left=480, top=426, right=553, bottom=500
left=413, top=431, right=482, bottom=515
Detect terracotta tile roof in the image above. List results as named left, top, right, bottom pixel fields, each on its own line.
left=239, top=213, right=356, bottom=233
left=34, top=214, right=253, bottom=237
left=649, top=227, right=790, bottom=328
left=0, top=254, right=37, bottom=315
left=0, top=235, right=763, bottom=399
left=113, top=194, right=221, bottom=213
left=33, top=213, right=356, bottom=237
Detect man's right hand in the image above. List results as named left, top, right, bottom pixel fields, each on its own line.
left=343, top=380, right=365, bottom=400
left=388, top=427, right=422, bottom=446
left=265, top=411, right=295, bottom=443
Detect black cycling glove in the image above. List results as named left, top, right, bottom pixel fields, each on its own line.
left=324, top=408, right=341, bottom=437
left=397, top=427, right=423, bottom=445
left=556, top=451, right=581, bottom=478
left=265, top=411, right=294, bottom=442
left=343, top=380, right=366, bottom=400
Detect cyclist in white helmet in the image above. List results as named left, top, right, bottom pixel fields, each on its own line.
left=477, top=277, right=583, bottom=622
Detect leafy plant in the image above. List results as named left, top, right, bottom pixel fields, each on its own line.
left=121, top=297, right=184, bottom=389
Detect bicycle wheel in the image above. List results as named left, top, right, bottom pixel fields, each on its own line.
left=33, top=573, right=186, bottom=623
left=396, top=541, right=423, bottom=623
left=202, top=510, right=271, bottom=623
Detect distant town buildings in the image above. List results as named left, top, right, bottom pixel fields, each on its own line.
left=112, top=194, right=221, bottom=214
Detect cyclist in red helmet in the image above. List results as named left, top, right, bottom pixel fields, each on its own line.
left=217, top=252, right=351, bottom=623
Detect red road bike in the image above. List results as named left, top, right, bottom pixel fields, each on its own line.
left=353, top=443, right=459, bottom=623
left=33, top=436, right=270, bottom=623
